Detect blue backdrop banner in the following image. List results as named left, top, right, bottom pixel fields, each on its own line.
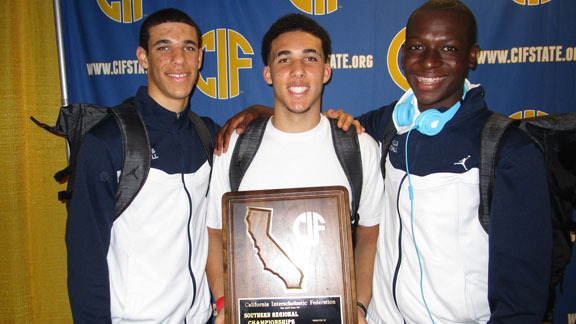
left=60, top=1, right=575, bottom=322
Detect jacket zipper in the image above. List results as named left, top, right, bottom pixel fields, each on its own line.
left=392, top=175, right=408, bottom=324
left=173, top=119, right=197, bottom=322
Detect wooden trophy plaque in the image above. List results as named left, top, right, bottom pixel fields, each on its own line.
left=222, top=186, right=357, bottom=324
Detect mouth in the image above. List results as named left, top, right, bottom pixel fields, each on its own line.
left=288, top=86, right=309, bottom=94
left=416, top=76, right=447, bottom=85
left=167, top=72, right=190, bottom=79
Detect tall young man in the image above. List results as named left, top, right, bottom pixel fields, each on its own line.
left=205, top=13, right=383, bottom=324
left=66, top=9, right=219, bottom=323
left=356, top=1, right=552, bottom=323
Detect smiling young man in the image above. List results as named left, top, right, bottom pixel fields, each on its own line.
left=66, top=8, right=220, bottom=323
left=354, top=1, right=552, bottom=323
left=205, top=13, right=384, bottom=324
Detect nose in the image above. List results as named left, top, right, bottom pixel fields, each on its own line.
left=290, top=61, right=305, bottom=78
left=171, top=48, right=185, bottom=65
left=422, top=49, right=442, bottom=69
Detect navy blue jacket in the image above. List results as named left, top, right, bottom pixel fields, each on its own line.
left=66, top=87, right=220, bottom=323
left=358, top=86, right=552, bottom=324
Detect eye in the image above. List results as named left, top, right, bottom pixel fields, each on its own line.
left=184, top=45, right=197, bottom=52
left=442, top=45, right=458, bottom=52
left=407, top=44, right=423, bottom=51
left=277, top=57, right=289, bottom=64
left=157, top=46, right=170, bottom=51
left=304, top=56, right=319, bottom=62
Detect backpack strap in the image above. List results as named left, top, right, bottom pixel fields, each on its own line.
left=229, top=117, right=364, bottom=231
left=329, top=118, right=363, bottom=231
left=380, top=118, right=398, bottom=182
left=478, top=112, right=518, bottom=233
left=188, top=110, right=214, bottom=167
left=229, top=117, right=270, bottom=191
left=109, top=99, right=151, bottom=220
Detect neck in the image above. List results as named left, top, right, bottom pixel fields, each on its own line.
left=147, top=91, right=188, bottom=113
left=272, top=108, right=322, bottom=133
left=157, top=99, right=188, bottom=114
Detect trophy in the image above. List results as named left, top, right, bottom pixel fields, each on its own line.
left=222, top=186, right=357, bottom=324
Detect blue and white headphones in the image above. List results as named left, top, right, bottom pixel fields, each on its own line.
left=393, top=82, right=468, bottom=136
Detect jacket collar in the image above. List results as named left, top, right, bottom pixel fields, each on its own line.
left=133, top=86, right=190, bottom=131
left=393, top=80, right=486, bottom=134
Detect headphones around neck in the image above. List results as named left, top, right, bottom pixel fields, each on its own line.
left=393, top=86, right=467, bottom=136
left=393, top=84, right=468, bottom=324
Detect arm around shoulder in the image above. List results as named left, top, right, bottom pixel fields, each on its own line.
left=214, top=105, right=273, bottom=155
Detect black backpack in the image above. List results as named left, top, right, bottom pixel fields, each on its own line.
left=480, top=112, right=576, bottom=322
left=380, top=111, right=576, bottom=321
left=229, top=117, right=363, bottom=231
left=31, top=98, right=214, bottom=220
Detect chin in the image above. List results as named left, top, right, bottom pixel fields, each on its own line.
left=287, top=105, right=312, bottom=114
left=170, top=89, right=193, bottom=99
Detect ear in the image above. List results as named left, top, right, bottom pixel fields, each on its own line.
left=468, top=43, right=480, bottom=71
left=323, top=63, right=332, bottom=84
left=197, top=47, right=204, bottom=70
left=263, top=66, right=273, bottom=85
left=136, top=46, right=149, bottom=69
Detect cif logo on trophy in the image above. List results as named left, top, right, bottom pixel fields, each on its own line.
left=293, top=212, right=326, bottom=246
left=197, top=29, right=254, bottom=99
left=97, top=0, right=143, bottom=23
left=227, top=187, right=357, bottom=323
left=512, top=0, right=551, bottom=5
left=291, top=0, right=339, bottom=15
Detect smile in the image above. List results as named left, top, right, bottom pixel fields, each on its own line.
left=288, top=86, right=309, bottom=94
left=416, top=76, right=447, bottom=84
left=168, top=73, right=189, bottom=78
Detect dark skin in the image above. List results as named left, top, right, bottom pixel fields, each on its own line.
left=212, top=105, right=271, bottom=155
left=352, top=7, right=482, bottom=320
left=401, top=8, right=480, bottom=112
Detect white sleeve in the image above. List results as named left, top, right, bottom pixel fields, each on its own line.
left=356, top=132, right=384, bottom=227
left=206, top=133, right=238, bottom=229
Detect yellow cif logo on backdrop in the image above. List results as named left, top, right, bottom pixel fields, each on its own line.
left=97, top=0, right=143, bottom=23
left=387, top=28, right=409, bottom=91
left=509, top=110, right=548, bottom=119
left=197, top=29, right=254, bottom=99
left=291, top=0, right=338, bottom=15
left=512, top=0, right=550, bottom=5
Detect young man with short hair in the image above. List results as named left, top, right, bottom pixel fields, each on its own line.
left=205, top=13, right=383, bottom=324
left=66, top=8, right=219, bottom=323
left=356, top=1, right=552, bottom=323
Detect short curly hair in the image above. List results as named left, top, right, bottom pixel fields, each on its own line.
left=261, top=13, right=331, bottom=66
